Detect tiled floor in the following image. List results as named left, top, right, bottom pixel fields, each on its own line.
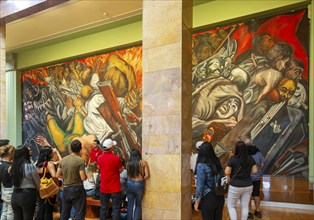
left=54, top=204, right=314, bottom=219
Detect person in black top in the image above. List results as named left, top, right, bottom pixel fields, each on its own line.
left=0, top=144, right=15, bottom=220
left=35, top=147, right=61, bottom=220
left=225, top=141, right=257, bottom=220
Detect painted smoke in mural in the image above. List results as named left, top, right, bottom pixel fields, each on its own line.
left=192, top=10, right=309, bottom=177
left=22, top=46, right=142, bottom=163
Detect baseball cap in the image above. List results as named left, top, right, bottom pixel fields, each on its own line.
left=102, top=139, right=117, bottom=150
left=195, top=141, right=204, bottom=150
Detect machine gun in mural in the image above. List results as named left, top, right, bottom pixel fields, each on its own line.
left=97, top=81, right=141, bottom=160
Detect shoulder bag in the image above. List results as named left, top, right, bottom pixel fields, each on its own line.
left=39, top=166, right=59, bottom=199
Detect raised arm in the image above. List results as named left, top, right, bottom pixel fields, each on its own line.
left=142, top=160, right=150, bottom=180
left=47, top=161, right=57, bottom=178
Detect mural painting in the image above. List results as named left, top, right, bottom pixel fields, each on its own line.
left=22, top=46, right=142, bottom=163
left=191, top=10, right=309, bottom=177
left=22, top=10, right=309, bottom=178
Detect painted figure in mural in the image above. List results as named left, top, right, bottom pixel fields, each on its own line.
left=284, top=58, right=304, bottom=80
left=284, top=58, right=308, bottom=110
left=32, top=52, right=141, bottom=163
left=192, top=38, right=237, bottom=88
left=192, top=76, right=245, bottom=142
left=234, top=32, right=275, bottom=65
left=268, top=77, right=297, bottom=103
left=192, top=26, right=236, bottom=66
left=238, top=42, right=293, bottom=105
left=81, top=54, right=141, bottom=145
left=22, top=79, right=53, bottom=161
left=190, top=11, right=309, bottom=177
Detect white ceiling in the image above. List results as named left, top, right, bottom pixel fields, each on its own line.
left=6, top=0, right=143, bottom=52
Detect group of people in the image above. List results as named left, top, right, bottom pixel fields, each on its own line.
left=193, top=140, right=265, bottom=220
left=0, top=138, right=150, bottom=220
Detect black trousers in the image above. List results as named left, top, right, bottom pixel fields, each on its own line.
left=37, top=195, right=57, bottom=220
left=200, top=191, right=225, bottom=220
left=60, top=185, right=86, bottom=220
left=11, top=188, right=37, bottom=220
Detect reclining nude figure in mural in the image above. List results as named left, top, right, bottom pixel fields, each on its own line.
left=42, top=53, right=141, bottom=162
left=192, top=76, right=245, bottom=144
left=238, top=42, right=293, bottom=105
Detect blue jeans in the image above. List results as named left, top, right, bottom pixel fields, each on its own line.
left=86, top=188, right=95, bottom=197
left=126, top=179, right=144, bottom=220
left=100, top=192, right=121, bottom=220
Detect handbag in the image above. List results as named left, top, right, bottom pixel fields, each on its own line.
left=39, top=166, right=59, bottom=199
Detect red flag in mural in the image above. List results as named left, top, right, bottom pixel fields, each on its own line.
left=232, top=10, right=308, bottom=79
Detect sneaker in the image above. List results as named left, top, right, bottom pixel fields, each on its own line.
left=248, top=212, right=254, bottom=219
left=254, top=210, right=262, bottom=218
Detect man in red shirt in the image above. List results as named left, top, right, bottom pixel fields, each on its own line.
left=89, top=140, right=103, bottom=164
left=97, top=138, right=123, bottom=220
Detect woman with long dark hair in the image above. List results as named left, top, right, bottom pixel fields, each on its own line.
left=35, top=146, right=61, bottom=220
left=225, top=141, right=258, bottom=220
left=11, top=146, right=40, bottom=220
left=194, top=142, right=225, bottom=220
left=126, top=149, right=149, bottom=220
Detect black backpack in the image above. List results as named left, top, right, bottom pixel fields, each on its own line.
left=212, top=171, right=228, bottom=196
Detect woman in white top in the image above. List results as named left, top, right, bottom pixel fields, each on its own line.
left=83, top=162, right=99, bottom=197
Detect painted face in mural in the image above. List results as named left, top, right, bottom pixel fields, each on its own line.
left=275, top=57, right=290, bottom=72
left=25, top=88, right=33, bottom=100
left=258, top=34, right=275, bottom=55
left=207, top=58, right=222, bottom=76
left=277, top=78, right=296, bottom=101
left=288, top=83, right=307, bottom=109
left=198, top=45, right=211, bottom=62
left=285, top=60, right=304, bottom=80
left=214, top=97, right=240, bottom=119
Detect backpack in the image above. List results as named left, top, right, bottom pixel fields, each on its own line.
left=212, top=171, right=228, bottom=196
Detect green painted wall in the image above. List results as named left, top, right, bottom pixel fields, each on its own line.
left=16, top=21, right=143, bottom=69
left=9, top=0, right=313, bottom=181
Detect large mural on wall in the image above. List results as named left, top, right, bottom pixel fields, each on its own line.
left=22, top=46, right=142, bottom=163
left=22, top=9, right=309, bottom=178
left=192, top=10, right=309, bottom=177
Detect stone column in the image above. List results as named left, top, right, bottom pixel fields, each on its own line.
left=0, top=22, right=6, bottom=138
left=6, top=53, right=21, bottom=146
left=142, top=0, right=192, bottom=219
